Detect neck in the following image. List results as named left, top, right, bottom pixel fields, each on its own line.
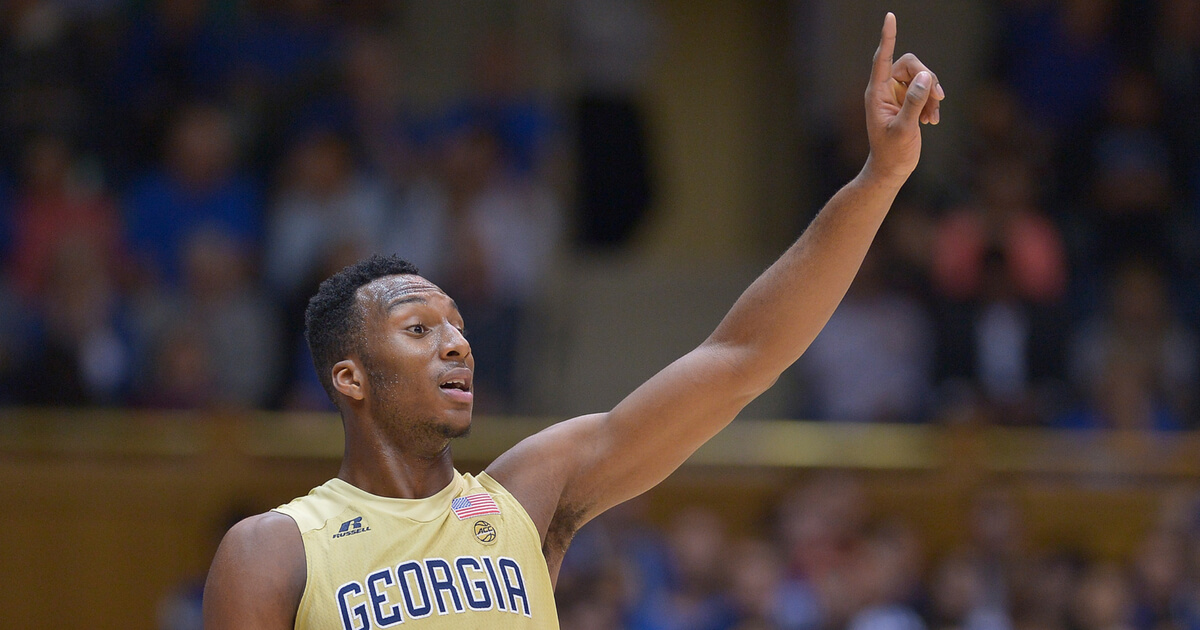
left=337, top=413, right=458, bottom=499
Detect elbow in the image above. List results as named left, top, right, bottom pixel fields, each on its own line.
left=702, top=339, right=784, bottom=401
left=741, top=371, right=781, bottom=401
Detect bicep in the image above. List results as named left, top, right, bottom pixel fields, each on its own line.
left=571, top=343, right=760, bottom=507
left=203, top=513, right=306, bottom=630
left=490, top=342, right=760, bottom=534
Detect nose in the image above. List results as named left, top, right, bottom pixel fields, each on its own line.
left=441, top=324, right=471, bottom=360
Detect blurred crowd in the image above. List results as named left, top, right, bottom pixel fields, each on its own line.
left=1, top=0, right=1197, bottom=429
left=792, top=0, right=1200, bottom=430
left=2, top=1, right=1196, bottom=628
left=553, top=475, right=1200, bottom=630
left=0, top=0, right=596, bottom=412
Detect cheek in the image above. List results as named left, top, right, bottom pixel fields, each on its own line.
left=380, top=355, right=426, bottom=390
left=364, top=344, right=421, bottom=388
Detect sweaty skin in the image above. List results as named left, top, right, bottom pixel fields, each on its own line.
left=203, top=12, right=943, bottom=628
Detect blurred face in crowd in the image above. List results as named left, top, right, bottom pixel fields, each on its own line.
left=289, top=134, right=352, bottom=198
left=929, top=553, right=985, bottom=625
left=979, top=157, right=1036, bottom=214
left=1071, top=564, right=1133, bottom=630
left=727, top=539, right=784, bottom=617
left=440, top=128, right=502, bottom=203
left=170, top=107, right=237, bottom=189
left=345, top=33, right=402, bottom=108
left=22, top=135, right=71, bottom=194
left=183, top=231, right=249, bottom=304
left=1063, top=0, right=1116, bottom=43
left=1133, top=530, right=1186, bottom=604
left=668, top=506, right=726, bottom=593
left=854, top=523, right=923, bottom=607
left=1109, top=263, right=1167, bottom=331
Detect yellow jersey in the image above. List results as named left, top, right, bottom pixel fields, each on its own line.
left=273, top=471, right=559, bottom=629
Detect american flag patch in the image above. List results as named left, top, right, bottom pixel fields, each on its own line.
left=451, top=494, right=501, bottom=520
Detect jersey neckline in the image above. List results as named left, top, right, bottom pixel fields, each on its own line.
left=324, top=471, right=470, bottom=523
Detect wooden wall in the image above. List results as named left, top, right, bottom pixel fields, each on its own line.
left=1, top=411, right=1196, bottom=628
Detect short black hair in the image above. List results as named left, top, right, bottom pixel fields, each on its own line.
left=304, top=254, right=421, bottom=403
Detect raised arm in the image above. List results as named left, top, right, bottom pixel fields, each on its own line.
left=488, top=13, right=943, bottom=564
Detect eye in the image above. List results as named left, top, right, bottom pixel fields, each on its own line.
left=407, top=324, right=429, bottom=335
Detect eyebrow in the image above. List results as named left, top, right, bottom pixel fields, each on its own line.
left=386, top=295, right=427, bottom=311
left=384, top=294, right=462, bottom=315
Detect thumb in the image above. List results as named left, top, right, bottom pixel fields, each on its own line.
left=897, top=71, right=932, bottom=126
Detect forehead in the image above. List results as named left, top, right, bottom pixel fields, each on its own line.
left=358, top=274, right=446, bottom=305
left=357, top=274, right=462, bottom=321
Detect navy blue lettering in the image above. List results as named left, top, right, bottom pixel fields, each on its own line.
left=482, top=556, right=507, bottom=612
left=367, top=568, right=403, bottom=627
left=336, top=581, right=369, bottom=630
left=455, top=557, right=493, bottom=611
left=425, top=558, right=466, bottom=614
left=499, top=557, right=531, bottom=617
left=350, top=556, right=533, bottom=621
left=397, top=561, right=433, bottom=619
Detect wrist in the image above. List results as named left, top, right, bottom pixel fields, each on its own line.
left=857, top=156, right=912, bottom=190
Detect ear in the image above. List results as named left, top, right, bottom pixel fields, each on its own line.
left=331, top=359, right=366, bottom=401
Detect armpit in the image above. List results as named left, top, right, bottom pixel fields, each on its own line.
left=541, top=502, right=588, bottom=581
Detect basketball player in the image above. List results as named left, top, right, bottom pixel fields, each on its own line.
left=203, top=13, right=943, bottom=628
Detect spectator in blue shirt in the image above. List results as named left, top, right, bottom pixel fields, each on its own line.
left=124, top=104, right=262, bottom=288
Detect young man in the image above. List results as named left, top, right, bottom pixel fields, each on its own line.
left=203, top=13, right=943, bottom=629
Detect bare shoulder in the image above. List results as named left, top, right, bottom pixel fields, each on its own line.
left=485, top=414, right=607, bottom=541
left=203, top=511, right=306, bottom=630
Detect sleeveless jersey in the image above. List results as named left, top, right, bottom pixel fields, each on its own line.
left=273, top=471, right=559, bottom=629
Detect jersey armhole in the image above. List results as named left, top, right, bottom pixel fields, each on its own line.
left=268, top=508, right=312, bottom=628
left=475, top=472, right=550, bottom=561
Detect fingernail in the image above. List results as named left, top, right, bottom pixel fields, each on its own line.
left=935, top=83, right=945, bottom=99
left=933, top=109, right=940, bottom=124
left=913, top=71, right=931, bottom=89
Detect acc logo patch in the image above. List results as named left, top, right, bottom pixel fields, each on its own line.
left=473, top=520, right=497, bottom=545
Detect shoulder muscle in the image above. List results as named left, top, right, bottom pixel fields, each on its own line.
left=487, top=415, right=607, bottom=528
left=203, top=511, right=306, bottom=630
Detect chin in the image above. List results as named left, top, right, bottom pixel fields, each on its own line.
left=438, top=410, right=473, bottom=439
left=440, top=423, right=472, bottom=440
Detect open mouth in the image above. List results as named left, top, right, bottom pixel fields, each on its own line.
left=438, top=368, right=473, bottom=399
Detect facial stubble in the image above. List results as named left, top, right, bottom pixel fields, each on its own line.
left=364, top=358, right=471, bottom=446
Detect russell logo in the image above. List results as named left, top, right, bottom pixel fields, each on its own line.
left=332, top=516, right=371, bottom=539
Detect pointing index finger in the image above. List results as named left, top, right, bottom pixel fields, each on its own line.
left=871, top=12, right=897, bottom=85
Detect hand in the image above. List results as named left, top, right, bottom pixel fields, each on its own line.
left=862, top=12, right=944, bottom=185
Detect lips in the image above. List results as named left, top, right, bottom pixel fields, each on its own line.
left=438, top=367, right=474, bottom=404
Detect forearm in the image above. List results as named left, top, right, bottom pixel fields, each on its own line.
left=495, top=14, right=941, bottom=530
left=538, top=170, right=910, bottom=515
left=706, top=168, right=907, bottom=392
